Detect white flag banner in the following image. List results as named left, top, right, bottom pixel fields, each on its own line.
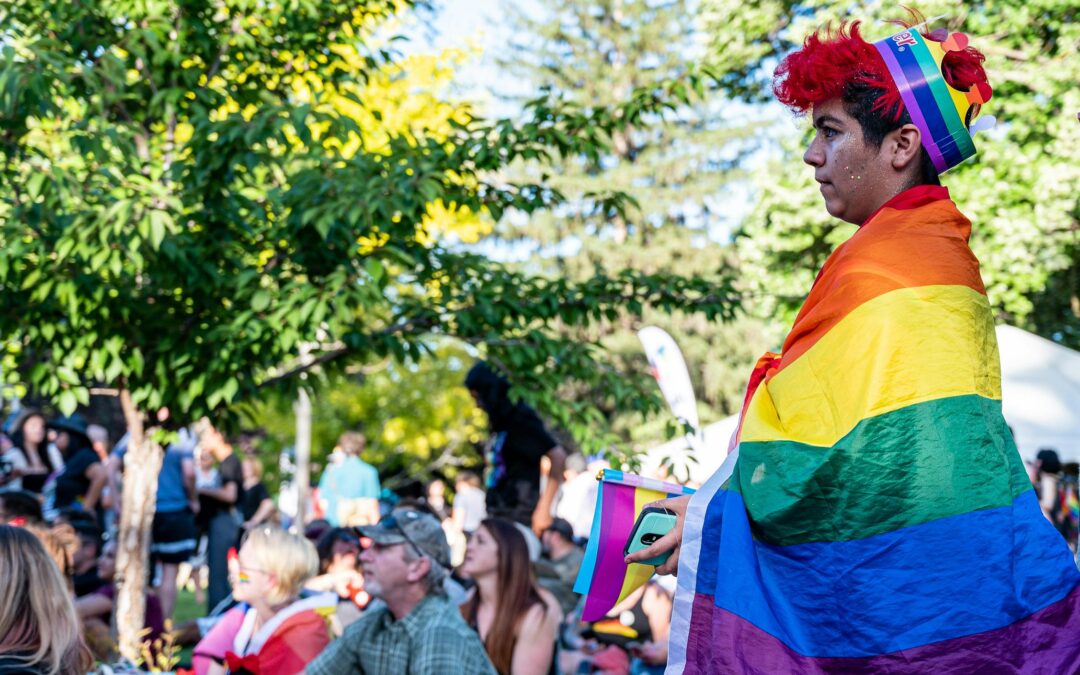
left=638, top=326, right=701, bottom=443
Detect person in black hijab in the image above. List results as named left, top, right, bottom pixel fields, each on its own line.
left=465, top=362, right=567, bottom=535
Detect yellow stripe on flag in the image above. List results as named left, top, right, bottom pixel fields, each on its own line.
left=614, top=487, right=668, bottom=607
left=740, top=284, right=1000, bottom=448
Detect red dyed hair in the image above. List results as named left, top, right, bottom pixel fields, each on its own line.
left=773, top=18, right=989, bottom=121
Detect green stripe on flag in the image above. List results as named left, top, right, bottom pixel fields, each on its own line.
left=730, top=394, right=1030, bottom=546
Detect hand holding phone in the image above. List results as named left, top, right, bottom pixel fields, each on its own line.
left=624, top=506, right=677, bottom=567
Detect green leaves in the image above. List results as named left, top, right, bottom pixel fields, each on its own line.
left=0, top=0, right=739, bottom=463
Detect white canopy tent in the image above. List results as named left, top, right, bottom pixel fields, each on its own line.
left=643, top=325, right=1080, bottom=483
left=998, top=324, right=1080, bottom=463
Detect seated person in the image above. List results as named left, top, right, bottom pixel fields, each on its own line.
left=68, top=519, right=105, bottom=597
left=75, top=539, right=166, bottom=661
left=0, top=489, right=44, bottom=525
left=460, top=518, right=563, bottom=675
left=0, top=525, right=93, bottom=674
left=304, top=527, right=370, bottom=633
left=570, top=580, right=672, bottom=675
left=535, top=517, right=584, bottom=616
left=192, top=527, right=335, bottom=675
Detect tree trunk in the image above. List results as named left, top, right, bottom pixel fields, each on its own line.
left=294, top=385, right=312, bottom=529
left=114, top=389, right=164, bottom=662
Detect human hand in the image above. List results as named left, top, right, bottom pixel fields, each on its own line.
left=624, top=494, right=690, bottom=575
left=532, top=507, right=554, bottom=537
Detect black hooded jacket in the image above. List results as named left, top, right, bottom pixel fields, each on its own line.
left=465, top=362, right=557, bottom=525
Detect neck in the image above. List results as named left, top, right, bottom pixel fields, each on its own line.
left=384, top=584, right=428, bottom=621
left=474, top=572, right=499, bottom=606
left=550, top=540, right=574, bottom=559
left=251, top=595, right=294, bottom=625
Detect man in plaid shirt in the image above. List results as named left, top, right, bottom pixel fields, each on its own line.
left=306, top=509, right=496, bottom=675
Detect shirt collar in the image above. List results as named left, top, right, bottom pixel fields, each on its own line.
left=862, top=185, right=950, bottom=226
left=378, top=593, right=445, bottom=634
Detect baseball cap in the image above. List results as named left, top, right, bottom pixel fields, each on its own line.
left=358, top=509, right=451, bottom=569
left=544, top=517, right=575, bottom=542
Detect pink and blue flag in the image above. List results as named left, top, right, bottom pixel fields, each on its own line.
left=573, top=469, right=695, bottom=622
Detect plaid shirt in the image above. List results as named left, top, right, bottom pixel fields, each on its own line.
left=306, top=594, right=496, bottom=675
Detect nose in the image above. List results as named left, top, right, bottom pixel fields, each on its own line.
left=804, top=135, right=824, bottom=167
left=360, top=547, right=375, bottom=564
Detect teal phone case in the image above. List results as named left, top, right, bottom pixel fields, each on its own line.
left=624, top=508, right=677, bottom=567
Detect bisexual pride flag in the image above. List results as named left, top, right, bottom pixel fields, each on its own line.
left=573, top=469, right=695, bottom=622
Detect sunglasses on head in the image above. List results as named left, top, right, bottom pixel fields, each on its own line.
left=378, top=511, right=427, bottom=560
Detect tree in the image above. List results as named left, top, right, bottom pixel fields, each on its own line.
left=242, top=340, right=488, bottom=490
left=0, top=0, right=731, bottom=657
left=491, top=0, right=774, bottom=452
left=698, top=0, right=1080, bottom=341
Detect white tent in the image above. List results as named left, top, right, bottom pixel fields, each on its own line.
left=643, top=325, right=1080, bottom=482
left=997, top=324, right=1080, bottom=463
left=641, top=415, right=738, bottom=485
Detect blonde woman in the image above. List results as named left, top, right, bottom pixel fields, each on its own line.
left=192, top=527, right=335, bottom=675
left=0, top=525, right=92, bottom=675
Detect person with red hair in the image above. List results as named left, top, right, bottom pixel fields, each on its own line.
left=628, top=15, right=1080, bottom=673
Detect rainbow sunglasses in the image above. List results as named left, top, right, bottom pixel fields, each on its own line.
left=874, top=24, right=994, bottom=174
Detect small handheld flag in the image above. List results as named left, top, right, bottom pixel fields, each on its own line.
left=573, top=469, right=695, bottom=622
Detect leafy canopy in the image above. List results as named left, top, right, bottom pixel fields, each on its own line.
left=0, top=0, right=734, bottom=453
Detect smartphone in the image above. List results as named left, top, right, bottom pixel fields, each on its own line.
left=624, top=506, right=677, bottom=567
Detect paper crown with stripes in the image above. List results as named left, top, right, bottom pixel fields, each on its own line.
left=874, top=25, right=994, bottom=174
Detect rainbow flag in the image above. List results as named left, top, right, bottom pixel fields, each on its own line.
left=1069, top=488, right=1080, bottom=528
left=573, top=469, right=695, bottom=622
left=668, top=188, right=1080, bottom=673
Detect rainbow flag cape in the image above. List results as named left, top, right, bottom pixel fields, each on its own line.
left=667, top=187, right=1080, bottom=673
left=573, top=469, right=695, bottom=622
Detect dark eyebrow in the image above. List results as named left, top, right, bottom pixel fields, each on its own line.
left=814, top=114, right=844, bottom=129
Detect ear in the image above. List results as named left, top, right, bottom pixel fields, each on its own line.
left=888, top=123, right=923, bottom=173
left=405, top=556, right=432, bottom=584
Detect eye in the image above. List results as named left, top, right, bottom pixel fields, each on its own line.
left=822, top=127, right=839, bottom=139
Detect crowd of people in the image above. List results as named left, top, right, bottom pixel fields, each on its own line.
left=2, top=363, right=1079, bottom=675
left=0, top=361, right=680, bottom=674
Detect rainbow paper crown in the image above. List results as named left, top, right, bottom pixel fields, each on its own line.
left=874, top=25, right=994, bottom=174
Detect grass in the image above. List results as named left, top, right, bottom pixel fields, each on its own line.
left=173, top=588, right=204, bottom=625
left=172, top=588, right=203, bottom=667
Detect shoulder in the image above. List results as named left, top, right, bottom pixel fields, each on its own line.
left=359, top=460, right=378, bottom=476
left=221, top=455, right=242, bottom=477
left=521, top=589, right=562, bottom=635
left=342, top=605, right=387, bottom=639
left=69, top=448, right=98, bottom=470
left=4, top=448, right=27, bottom=465
left=642, top=582, right=673, bottom=612
left=405, top=597, right=476, bottom=643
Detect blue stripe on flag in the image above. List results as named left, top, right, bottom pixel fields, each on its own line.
left=702, top=489, right=1079, bottom=657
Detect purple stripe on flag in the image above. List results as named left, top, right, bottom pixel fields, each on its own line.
left=580, top=480, right=637, bottom=621
left=682, top=585, right=1080, bottom=674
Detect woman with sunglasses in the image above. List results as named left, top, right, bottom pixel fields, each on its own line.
left=460, top=518, right=562, bottom=675
left=192, top=527, right=335, bottom=675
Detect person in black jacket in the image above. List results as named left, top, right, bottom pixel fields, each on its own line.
left=464, top=362, right=567, bottom=536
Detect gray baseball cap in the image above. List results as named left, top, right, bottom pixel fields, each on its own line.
left=358, top=509, right=451, bottom=569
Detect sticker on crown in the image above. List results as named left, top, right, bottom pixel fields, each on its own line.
left=966, top=81, right=993, bottom=105
left=941, top=32, right=970, bottom=52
